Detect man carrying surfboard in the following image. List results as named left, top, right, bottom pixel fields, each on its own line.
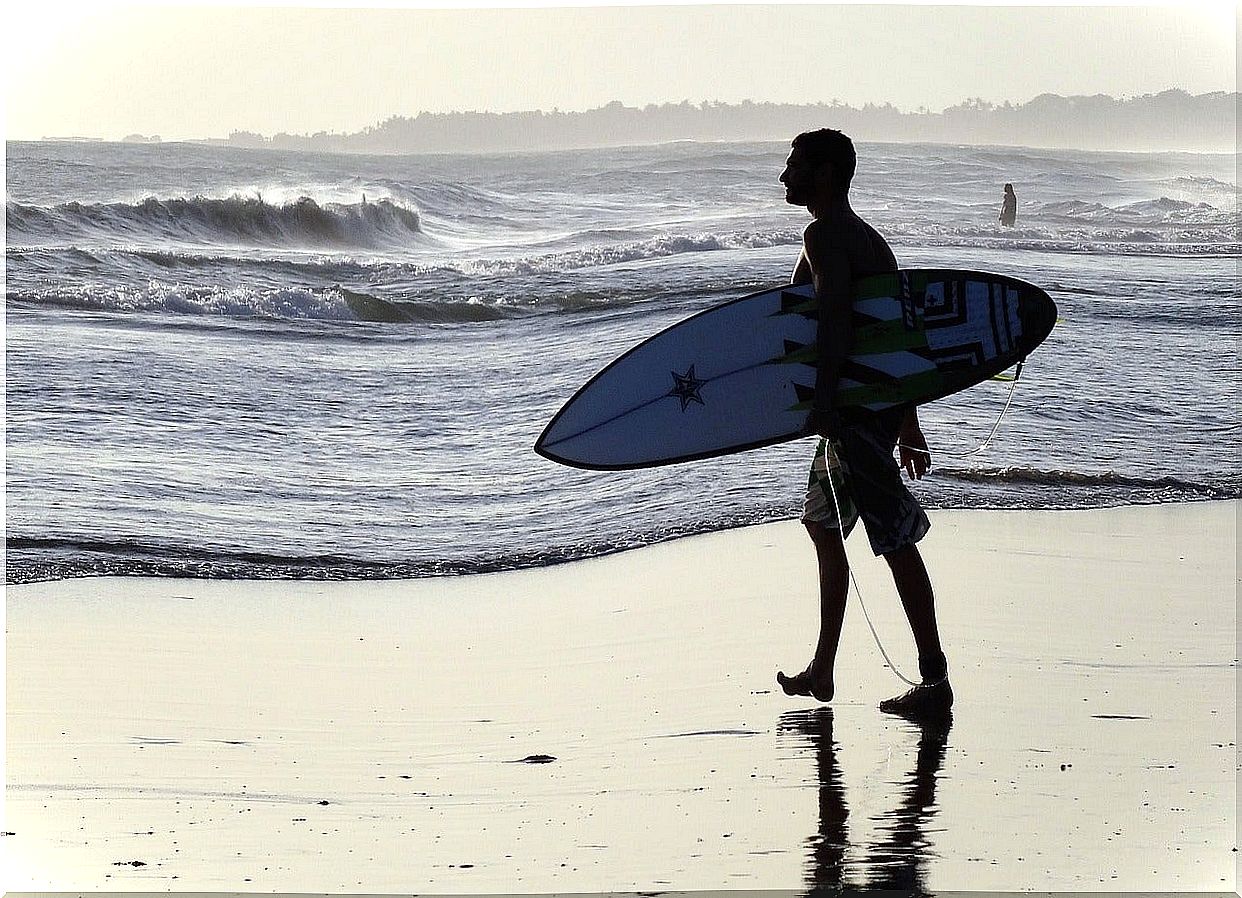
left=775, top=128, right=952, bottom=718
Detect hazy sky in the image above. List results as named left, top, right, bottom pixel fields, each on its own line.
left=4, top=2, right=1236, bottom=140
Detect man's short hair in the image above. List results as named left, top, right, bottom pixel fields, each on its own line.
left=792, top=129, right=856, bottom=194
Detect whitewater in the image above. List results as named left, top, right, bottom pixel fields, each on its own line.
left=5, top=138, right=1239, bottom=583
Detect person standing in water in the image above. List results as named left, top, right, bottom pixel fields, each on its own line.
left=999, top=183, right=1017, bottom=227
left=774, top=128, right=952, bottom=718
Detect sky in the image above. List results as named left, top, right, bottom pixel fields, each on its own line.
left=3, top=1, right=1237, bottom=141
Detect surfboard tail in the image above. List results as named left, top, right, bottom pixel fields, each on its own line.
left=1020, top=286, right=1058, bottom=354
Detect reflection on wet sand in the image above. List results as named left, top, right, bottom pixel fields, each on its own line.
left=778, top=708, right=953, bottom=895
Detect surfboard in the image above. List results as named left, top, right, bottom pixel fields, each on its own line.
left=535, top=269, right=1057, bottom=470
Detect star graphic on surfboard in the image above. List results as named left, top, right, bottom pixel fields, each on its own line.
left=667, top=365, right=706, bottom=411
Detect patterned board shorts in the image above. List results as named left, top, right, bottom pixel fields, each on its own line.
left=801, top=409, right=931, bottom=557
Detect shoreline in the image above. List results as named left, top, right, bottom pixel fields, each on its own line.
left=6, top=498, right=1238, bottom=587
left=5, top=502, right=1238, bottom=891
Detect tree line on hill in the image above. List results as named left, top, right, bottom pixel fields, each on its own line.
left=217, top=90, right=1235, bottom=154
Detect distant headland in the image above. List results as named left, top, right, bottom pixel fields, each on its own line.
left=208, top=91, right=1235, bottom=155
left=34, top=91, right=1238, bottom=155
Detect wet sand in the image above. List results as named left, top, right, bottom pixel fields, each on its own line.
left=4, top=502, right=1238, bottom=892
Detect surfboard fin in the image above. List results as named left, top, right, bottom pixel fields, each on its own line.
left=770, top=340, right=817, bottom=366
left=772, top=290, right=818, bottom=319
left=990, top=360, right=1026, bottom=383
left=786, top=382, right=816, bottom=412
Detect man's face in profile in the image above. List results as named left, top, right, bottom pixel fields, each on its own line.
left=780, top=147, right=831, bottom=208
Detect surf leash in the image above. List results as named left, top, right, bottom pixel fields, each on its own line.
left=896, top=360, right=1024, bottom=460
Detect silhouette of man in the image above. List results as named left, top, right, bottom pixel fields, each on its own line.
left=1000, top=183, right=1017, bottom=227
left=774, top=128, right=952, bottom=718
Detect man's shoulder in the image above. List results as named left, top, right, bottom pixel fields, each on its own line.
left=807, top=213, right=894, bottom=269
left=802, top=214, right=854, bottom=250
left=802, top=217, right=833, bottom=247
left=807, top=208, right=880, bottom=234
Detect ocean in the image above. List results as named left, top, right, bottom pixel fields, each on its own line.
left=5, top=139, right=1238, bottom=583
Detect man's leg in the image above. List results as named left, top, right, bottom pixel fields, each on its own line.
left=884, top=543, right=946, bottom=680
left=778, top=521, right=849, bottom=702
left=880, top=542, right=952, bottom=716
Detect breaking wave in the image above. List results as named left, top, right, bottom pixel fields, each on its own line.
left=4, top=278, right=681, bottom=324
left=3, top=283, right=528, bottom=324
left=6, top=195, right=425, bottom=250
left=1037, top=195, right=1230, bottom=224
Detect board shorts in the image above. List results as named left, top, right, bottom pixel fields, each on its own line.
left=801, top=407, right=931, bottom=557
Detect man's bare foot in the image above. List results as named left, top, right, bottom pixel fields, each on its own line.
left=776, top=666, right=834, bottom=702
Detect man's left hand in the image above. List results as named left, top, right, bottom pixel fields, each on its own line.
left=898, top=426, right=931, bottom=480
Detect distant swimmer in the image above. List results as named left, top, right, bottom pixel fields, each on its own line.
left=999, top=183, right=1017, bottom=227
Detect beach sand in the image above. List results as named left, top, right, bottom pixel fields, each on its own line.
left=4, top=502, right=1238, bottom=893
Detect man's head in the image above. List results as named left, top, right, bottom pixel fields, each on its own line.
left=781, top=129, right=856, bottom=208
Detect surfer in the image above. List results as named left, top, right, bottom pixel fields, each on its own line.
left=999, top=183, right=1017, bottom=227
left=775, top=128, right=952, bottom=718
